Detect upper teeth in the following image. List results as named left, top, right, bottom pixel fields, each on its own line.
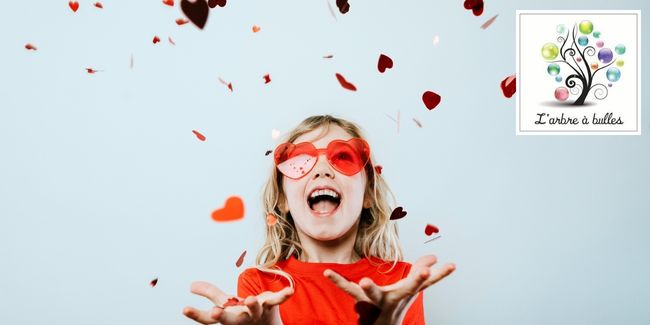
left=310, top=189, right=339, bottom=198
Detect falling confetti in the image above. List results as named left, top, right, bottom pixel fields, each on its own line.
left=153, top=36, right=161, bottom=44
left=389, top=206, right=407, bottom=220
left=68, top=1, right=79, bottom=12
left=374, top=165, right=383, bottom=174
left=168, top=36, right=176, bottom=45
left=24, top=43, right=37, bottom=51
left=433, top=35, right=440, bottom=46
left=219, top=77, right=233, bottom=92
left=130, top=53, right=134, bottom=69
left=377, top=54, right=393, bottom=73
left=500, top=74, right=516, bottom=98
left=150, top=278, right=158, bottom=287
left=323, top=54, right=334, bottom=59
left=422, top=91, right=441, bottom=110
left=181, top=0, right=209, bottom=29
left=463, top=0, right=484, bottom=16
left=265, top=150, right=272, bottom=156
left=176, top=18, right=189, bottom=25
left=263, top=74, right=271, bottom=84
left=211, top=196, right=245, bottom=222
left=162, top=0, right=174, bottom=6
left=85, top=68, right=100, bottom=74
left=480, top=14, right=498, bottom=29
left=355, top=301, right=381, bottom=325
left=235, top=250, right=247, bottom=267
left=424, top=235, right=441, bottom=244
left=335, top=73, right=357, bottom=91
left=336, top=0, right=350, bottom=14
left=326, top=0, right=337, bottom=21
left=208, top=0, right=226, bottom=8
left=425, top=224, right=439, bottom=236
left=192, top=130, right=206, bottom=141
left=413, top=118, right=423, bottom=128
left=271, top=129, right=281, bottom=139
left=94, top=2, right=103, bottom=9
left=266, top=213, right=277, bottom=226
left=252, top=25, right=261, bottom=33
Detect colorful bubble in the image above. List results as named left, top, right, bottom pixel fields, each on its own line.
left=541, top=43, right=559, bottom=60
left=591, top=63, right=599, bottom=70
left=593, top=31, right=601, bottom=38
left=606, top=67, right=621, bottom=82
left=547, top=63, right=561, bottom=76
left=596, top=40, right=604, bottom=48
left=615, top=44, right=626, bottom=55
left=579, top=20, right=593, bottom=34
left=555, top=76, right=562, bottom=82
left=616, top=59, right=624, bottom=67
left=555, top=87, right=569, bottom=101
left=578, top=36, right=589, bottom=46
left=556, top=24, right=566, bottom=34
left=598, top=48, right=613, bottom=63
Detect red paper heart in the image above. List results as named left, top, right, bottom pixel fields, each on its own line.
left=162, top=0, right=174, bottom=6
left=336, top=0, right=350, bottom=14
left=464, top=0, right=484, bottom=16
left=211, top=196, right=245, bottom=222
left=181, top=0, right=209, bottom=29
left=500, top=74, right=516, bottom=98
left=150, top=278, right=158, bottom=287
left=263, top=74, right=271, bottom=84
left=374, top=165, right=383, bottom=175
left=335, top=73, right=357, bottom=91
left=223, top=297, right=244, bottom=307
left=208, top=0, right=226, bottom=8
left=94, top=2, right=103, bottom=9
left=68, top=1, right=79, bottom=12
left=25, top=43, right=37, bottom=51
left=235, top=250, right=246, bottom=267
left=425, top=224, right=439, bottom=236
left=377, top=54, right=393, bottom=73
left=422, top=91, right=441, bottom=110
left=390, top=206, right=407, bottom=220
left=355, top=301, right=381, bottom=325
left=152, top=36, right=160, bottom=44
left=191, top=130, right=206, bottom=141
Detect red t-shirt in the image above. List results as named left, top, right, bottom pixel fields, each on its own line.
left=237, top=256, right=425, bottom=324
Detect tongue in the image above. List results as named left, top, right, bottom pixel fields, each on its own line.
left=312, top=200, right=338, bottom=214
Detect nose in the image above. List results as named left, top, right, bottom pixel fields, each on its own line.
left=311, top=153, right=335, bottom=179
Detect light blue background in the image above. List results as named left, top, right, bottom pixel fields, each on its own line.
left=1, top=1, right=648, bottom=324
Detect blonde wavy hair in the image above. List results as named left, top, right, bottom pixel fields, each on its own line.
left=255, top=115, right=403, bottom=286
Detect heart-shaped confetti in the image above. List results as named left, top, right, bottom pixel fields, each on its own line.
left=223, top=297, right=244, bottom=308
left=374, top=165, right=383, bottom=174
left=390, top=206, right=407, bottom=220
left=94, top=2, right=103, bottom=9
left=422, top=91, right=441, bottom=110
left=336, top=0, right=350, bottom=14
left=235, top=250, right=246, bottom=267
left=354, top=301, right=381, bottom=325
left=335, top=73, right=357, bottom=91
left=500, top=74, right=516, bottom=98
left=266, top=213, right=278, bottom=226
left=464, top=0, right=484, bottom=16
left=211, top=196, right=245, bottom=222
left=252, top=25, right=261, bottom=33
left=191, top=130, right=206, bottom=141
left=150, top=278, right=158, bottom=287
left=86, top=68, right=99, bottom=74
left=263, top=74, right=271, bottom=84
left=425, top=224, right=439, bottom=236
left=25, top=43, right=37, bottom=51
left=69, top=1, right=79, bottom=12
left=153, top=36, right=160, bottom=44
left=377, top=54, right=393, bottom=73
left=208, top=0, right=226, bottom=8
left=181, top=0, right=209, bottom=29
left=162, top=0, right=174, bottom=6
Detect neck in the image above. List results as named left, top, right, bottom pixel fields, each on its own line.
left=297, top=221, right=361, bottom=263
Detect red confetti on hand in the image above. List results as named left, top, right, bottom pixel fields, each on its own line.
left=390, top=207, right=407, bottom=220
left=464, top=0, right=484, bottom=16
left=501, top=74, right=516, bottom=98
left=263, top=74, right=271, bottom=84
left=68, top=1, right=79, bottom=12
left=208, top=0, right=226, bottom=8
left=153, top=36, right=160, bottom=44
left=377, top=54, right=393, bottom=73
left=176, top=18, right=189, bottom=25
left=94, top=2, right=103, bottom=9
left=235, top=250, right=246, bottom=267
left=150, top=278, right=158, bottom=287
left=355, top=301, right=381, bottom=325
left=335, top=73, right=357, bottom=91
left=25, top=43, right=37, bottom=51
left=425, top=224, right=439, bottom=236
left=252, top=25, right=261, bottom=33
left=191, top=130, right=206, bottom=141
left=162, top=0, right=174, bottom=6
left=223, top=297, right=244, bottom=308
left=422, top=91, right=441, bottom=110
left=211, top=196, right=245, bottom=222
left=181, top=0, right=209, bottom=29
left=374, top=165, right=383, bottom=175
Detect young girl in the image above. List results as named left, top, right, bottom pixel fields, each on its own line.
left=183, top=115, right=455, bottom=324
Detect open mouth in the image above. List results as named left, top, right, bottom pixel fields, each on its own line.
left=307, top=188, right=341, bottom=216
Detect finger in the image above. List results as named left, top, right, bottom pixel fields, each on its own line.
left=387, top=267, right=430, bottom=305
left=214, top=305, right=252, bottom=324
left=259, top=286, right=294, bottom=307
left=244, top=295, right=263, bottom=320
left=182, top=306, right=219, bottom=325
left=324, top=269, right=368, bottom=301
left=190, top=281, right=229, bottom=305
left=359, top=277, right=383, bottom=305
left=417, top=263, right=456, bottom=291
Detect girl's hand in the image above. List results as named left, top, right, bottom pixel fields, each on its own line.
left=183, top=281, right=294, bottom=325
left=324, top=255, right=455, bottom=325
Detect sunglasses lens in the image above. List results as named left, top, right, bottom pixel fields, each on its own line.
left=274, top=143, right=317, bottom=179
left=328, top=139, right=370, bottom=176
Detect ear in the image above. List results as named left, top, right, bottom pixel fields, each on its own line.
left=362, top=191, right=372, bottom=209
left=277, top=194, right=289, bottom=214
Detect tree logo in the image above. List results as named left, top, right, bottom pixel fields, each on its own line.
left=541, top=20, right=625, bottom=105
